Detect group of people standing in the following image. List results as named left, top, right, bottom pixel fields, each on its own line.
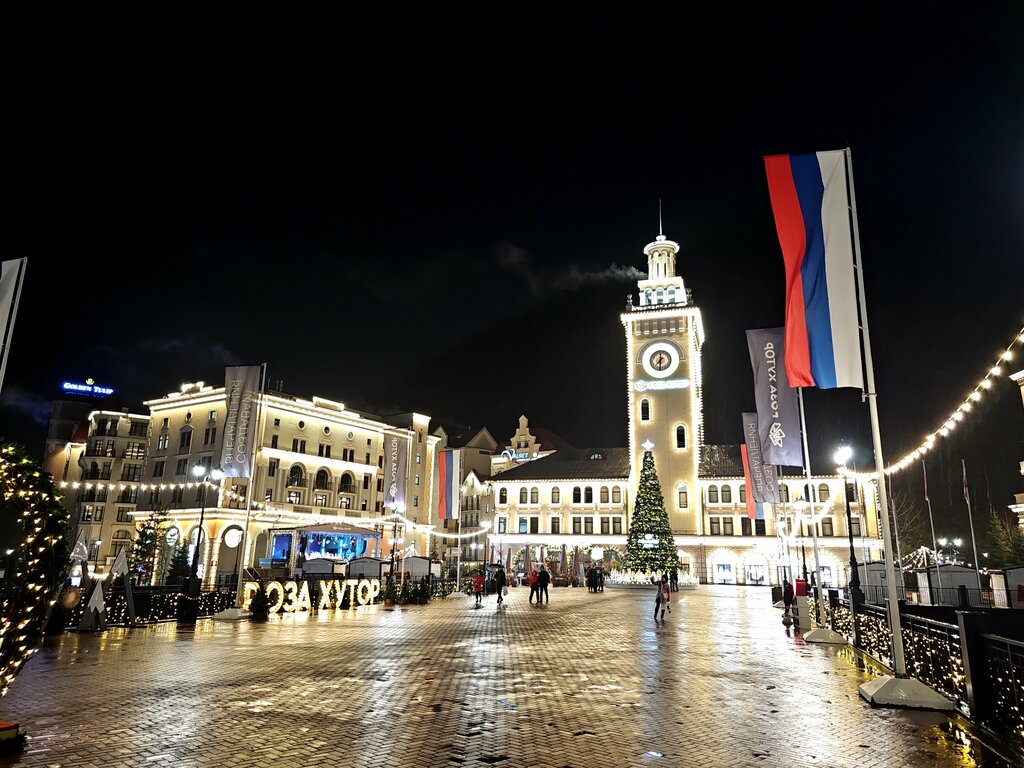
left=472, top=565, right=508, bottom=607
left=585, top=565, right=605, bottom=592
left=528, top=565, right=550, bottom=605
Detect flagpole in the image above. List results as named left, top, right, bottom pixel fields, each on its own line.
left=0, top=258, right=27, bottom=395
left=797, top=387, right=827, bottom=625
left=845, top=147, right=907, bottom=679
left=922, top=460, right=943, bottom=597
left=961, top=459, right=983, bottom=591
left=887, top=473, right=903, bottom=566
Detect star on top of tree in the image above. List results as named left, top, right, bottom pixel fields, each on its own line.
left=641, top=439, right=654, bottom=452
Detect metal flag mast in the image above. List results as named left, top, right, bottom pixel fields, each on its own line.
left=961, top=459, right=983, bottom=591
left=847, top=148, right=953, bottom=709
left=922, top=460, right=943, bottom=597
left=0, top=258, right=27, bottom=396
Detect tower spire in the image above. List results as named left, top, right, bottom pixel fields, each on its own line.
left=658, top=199, right=663, bottom=237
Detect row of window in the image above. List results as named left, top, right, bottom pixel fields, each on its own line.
left=497, top=486, right=625, bottom=506
left=704, top=482, right=856, bottom=504
left=79, top=506, right=135, bottom=523
left=496, top=515, right=626, bottom=535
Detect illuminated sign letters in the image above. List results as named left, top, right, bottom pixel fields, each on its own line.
left=62, top=380, right=115, bottom=397
left=243, top=578, right=381, bottom=613
left=633, top=379, right=690, bottom=392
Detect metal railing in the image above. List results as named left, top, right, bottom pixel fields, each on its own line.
left=980, top=634, right=1024, bottom=745
left=64, top=585, right=235, bottom=626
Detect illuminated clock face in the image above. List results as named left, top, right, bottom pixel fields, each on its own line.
left=641, top=342, right=681, bottom=379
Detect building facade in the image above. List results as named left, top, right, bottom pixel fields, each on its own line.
left=486, top=230, right=884, bottom=586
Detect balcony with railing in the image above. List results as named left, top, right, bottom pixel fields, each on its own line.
left=83, top=470, right=112, bottom=480
left=84, top=446, right=117, bottom=458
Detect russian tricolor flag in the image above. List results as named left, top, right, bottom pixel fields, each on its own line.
left=437, top=449, right=461, bottom=521
left=764, top=150, right=863, bottom=390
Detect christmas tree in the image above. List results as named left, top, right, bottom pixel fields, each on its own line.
left=623, top=449, right=677, bottom=573
left=164, top=544, right=191, bottom=587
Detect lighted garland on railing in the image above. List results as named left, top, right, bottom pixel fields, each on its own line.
left=839, top=325, right=1024, bottom=480
left=0, top=443, right=70, bottom=698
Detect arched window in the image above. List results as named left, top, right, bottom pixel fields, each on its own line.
left=573, top=486, right=581, bottom=504
left=721, top=485, right=732, bottom=504
left=584, top=487, right=594, bottom=504
left=551, top=487, right=560, bottom=504
left=739, top=485, right=746, bottom=503
left=677, top=483, right=688, bottom=508
left=288, top=465, right=305, bottom=486
left=530, top=487, right=539, bottom=504
left=315, top=469, right=331, bottom=490
left=708, top=485, right=719, bottom=503
left=499, top=488, right=507, bottom=504
left=656, top=287, right=664, bottom=304
left=339, top=472, right=354, bottom=493
left=612, top=486, right=622, bottom=504
left=113, top=529, right=131, bottom=540
left=600, top=486, right=609, bottom=504
left=519, top=487, right=528, bottom=504
left=644, top=289, right=653, bottom=305
left=675, top=425, right=686, bottom=448
left=780, top=484, right=790, bottom=503
left=667, top=287, right=676, bottom=303
left=818, top=483, right=830, bottom=503
left=640, top=399, right=651, bottom=421
left=803, top=483, right=812, bottom=501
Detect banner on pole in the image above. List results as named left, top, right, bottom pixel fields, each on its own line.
left=764, top=150, right=863, bottom=390
left=437, top=449, right=462, bottom=521
left=746, top=328, right=803, bottom=467
left=742, top=412, right=780, bottom=506
left=0, top=258, right=27, bottom=394
left=383, top=434, right=409, bottom=511
left=221, top=365, right=262, bottom=478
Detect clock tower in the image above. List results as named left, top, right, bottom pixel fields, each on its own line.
left=621, top=230, right=705, bottom=535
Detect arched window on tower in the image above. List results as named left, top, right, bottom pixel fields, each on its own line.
left=644, top=289, right=653, bottom=305
left=640, top=399, right=651, bottom=422
left=675, top=425, right=687, bottom=449
left=677, top=483, right=688, bottom=509
left=667, top=287, right=676, bottom=303
left=656, top=287, right=664, bottom=304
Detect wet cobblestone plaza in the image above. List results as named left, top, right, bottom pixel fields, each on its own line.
left=0, top=586, right=1012, bottom=768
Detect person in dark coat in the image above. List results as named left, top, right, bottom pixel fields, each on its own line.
left=494, top=565, right=507, bottom=607
left=783, top=579, right=795, bottom=616
left=537, top=565, right=550, bottom=604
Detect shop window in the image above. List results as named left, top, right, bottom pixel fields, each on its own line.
left=755, top=519, right=766, bottom=536
left=529, top=517, right=539, bottom=534
left=572, top=517, right=582, bottom=535
left=612, top=518, right=622, bottom=535
left=709, top=517, right=721, bottom=535
left=584, top=518, right=594, bottom=535
left=600, top=517, right=610, bottom=535
left=498, top=517, right=507, bottom=534
left=519, top=517, right=528, bottom=534
left=741, top=517, right=752, bottom=536
left=723, top=518, right=734, bottom=535
left=551, top=518, right=560, bottom=534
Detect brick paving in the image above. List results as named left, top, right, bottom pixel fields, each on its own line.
left=0, top=585, right=1008, bottom=767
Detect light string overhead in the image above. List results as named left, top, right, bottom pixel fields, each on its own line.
left=839, top=325, right=1024, bottom=481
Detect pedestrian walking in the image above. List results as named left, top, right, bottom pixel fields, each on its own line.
left=782, top=579, right=795, bottom=624
left=494, top=565, right=507, bottom=607
left=597, top=566, right=604, bottom=592
left=472, top=571, right=484, bottom=606
left=669, top=568, right=679, bottom=592
left=528, top=569, right=539, bottom=604
left=654, top=574, right=671, bottom=621
left=537, top=565, right=550, bottom=604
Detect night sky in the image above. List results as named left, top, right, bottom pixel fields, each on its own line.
left=4, top=8, right=1023, bottom=543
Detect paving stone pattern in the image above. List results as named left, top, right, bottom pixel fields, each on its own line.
left=0, top=585, right=1002, bottom=767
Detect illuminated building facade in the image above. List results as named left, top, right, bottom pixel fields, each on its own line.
left=487, top=231, right=884, bottom=586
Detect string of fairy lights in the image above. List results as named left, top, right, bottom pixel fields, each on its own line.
left=58, top=478, right=491, bottom=542
left=839, top=325, right=1024, bottom=481
left=0, top=443, right=68, bottom=698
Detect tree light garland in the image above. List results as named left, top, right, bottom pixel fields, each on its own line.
left=0, top=443, right=70, bottom=698
left=839, top=325, right=1024, bottom=480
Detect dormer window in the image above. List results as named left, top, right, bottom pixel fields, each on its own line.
left=589, top=451, right=604, bottom=460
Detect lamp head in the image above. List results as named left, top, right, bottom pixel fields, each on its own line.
left=834, top=446, right=853, bottom=465
left=954, top=537, right=963, bottom=547
left=210, top=467, right=225, bottom=481
left=191, top=464, right=206, bottom=478
left=938, top=537, right=948, bottom=546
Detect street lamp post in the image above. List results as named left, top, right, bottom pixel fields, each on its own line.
left=180, top=463, right=224, bottom=624
left=835, top=447, right=864, bottom=606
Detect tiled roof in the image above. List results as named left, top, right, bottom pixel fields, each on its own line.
left=699, top=444, right=744, bottom=477
left=491, top=448, right=630, bottom=482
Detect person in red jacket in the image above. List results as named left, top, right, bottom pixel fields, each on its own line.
left=528, top=569, right=539, bottom=605
left=472, top=571, right=484, bottom=606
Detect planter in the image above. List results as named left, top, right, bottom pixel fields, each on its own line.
left=384, top=599, right=395, bottom=607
